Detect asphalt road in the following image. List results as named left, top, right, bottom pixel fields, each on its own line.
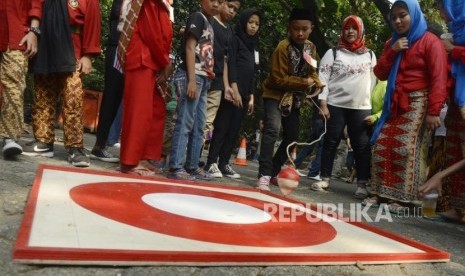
left=1, top=130, right=464, bottom=275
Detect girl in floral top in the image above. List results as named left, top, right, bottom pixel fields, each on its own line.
left=313, top=15, right=376, bottom=200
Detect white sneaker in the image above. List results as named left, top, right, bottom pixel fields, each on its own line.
left=107, top=142, right=121, bottom=149
left=2, top=138, right=23, bottom=158
left=307, top=174, right=322, bottom=181
left=296, top=169, right=307, bottom=177
left=256, top=175, right=271, bottom=191
left=206, top=163, right=223, bottom=178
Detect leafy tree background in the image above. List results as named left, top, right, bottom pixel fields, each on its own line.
left=51, top=0, right=442, bottom=144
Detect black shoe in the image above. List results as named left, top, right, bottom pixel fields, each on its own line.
left=90, top=148, right=119, bottom=163
left=22, top=140, right=54, bottom=157
left=220, top=164, right=241, bottom=179
left=68, top=147, right=90, bottom=167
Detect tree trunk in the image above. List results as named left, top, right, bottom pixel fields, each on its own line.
left=372, top=0, right=392, bottom=25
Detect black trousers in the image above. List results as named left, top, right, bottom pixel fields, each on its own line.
left=95, top=45, right=124, bottom=147
left=320, top=105, right=371, bottom=183
left=258, top=99, right=300, bottom=178
left=207, top=98, right=246, bottom=169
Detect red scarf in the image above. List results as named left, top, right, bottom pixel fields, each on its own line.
left=337, top=15, right=367, bottom=54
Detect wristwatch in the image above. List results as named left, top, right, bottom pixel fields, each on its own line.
left=28, top=26, right=41, bottom=37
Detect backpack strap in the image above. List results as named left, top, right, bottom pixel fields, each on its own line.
left=333, top=47, right=374, bottom=62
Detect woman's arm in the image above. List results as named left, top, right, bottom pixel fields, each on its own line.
left=185, top=34, right=198, bottom=100
left=419, top=159, right=465, bottom=197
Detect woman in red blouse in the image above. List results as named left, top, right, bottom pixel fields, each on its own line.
left=365, top=0, right=448, bottom=213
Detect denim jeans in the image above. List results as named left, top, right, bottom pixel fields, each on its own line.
left=307, top=139, right=323, bottom=177
left=293, top=108, right=324, bottom=169
left=107, top=102, right=122, bottom=145
left=169, top=69, right=210, bottom=170
left=258, top=99, right=300, bottom=177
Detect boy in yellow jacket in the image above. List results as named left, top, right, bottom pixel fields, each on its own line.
left=256, top=7, right=324, bottom=190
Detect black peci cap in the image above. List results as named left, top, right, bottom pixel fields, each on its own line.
left=289, top=7, right=315, bottom=23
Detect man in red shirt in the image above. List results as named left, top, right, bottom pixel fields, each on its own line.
left=22, top=0, right=101, bottom=167
left=0, top=0, right=41, bottom=158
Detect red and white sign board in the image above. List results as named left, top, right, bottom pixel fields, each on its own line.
left=13, top=165, right=449, bottom=266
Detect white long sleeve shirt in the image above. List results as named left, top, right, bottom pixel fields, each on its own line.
left=318, top=48, right=377, bottom=110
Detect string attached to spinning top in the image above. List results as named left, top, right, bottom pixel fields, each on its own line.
left=277, top=95, right=327, bottom=196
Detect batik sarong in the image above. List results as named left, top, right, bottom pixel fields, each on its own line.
left=371, top=90, right=431, bottom=205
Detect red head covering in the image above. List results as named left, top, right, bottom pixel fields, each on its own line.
left=337, top=15, right=367, bottom=53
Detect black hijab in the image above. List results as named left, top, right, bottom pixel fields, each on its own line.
left=234, top=8, right=261, bottom=52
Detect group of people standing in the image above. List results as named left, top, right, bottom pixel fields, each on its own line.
left=0, top=0, right=464, bottom=223
left=1, top=0, right=101, bottom=167
left=167, top=0, right=261, bottom=181
left=255, top=8, right=378, bottom=200
left=254, top=0, right=464, bottom=223
left=0, top=0, right=261, bottom=181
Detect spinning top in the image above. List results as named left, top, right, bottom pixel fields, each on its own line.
left=277, top=167, right=300, bottom=196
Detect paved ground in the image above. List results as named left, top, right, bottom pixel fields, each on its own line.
left=1, top=130, right=465, bottom=275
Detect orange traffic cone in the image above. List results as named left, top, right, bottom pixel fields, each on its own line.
left=235, top=137, right=248, bottom=166
left=291, top=147, right=297, bottom=161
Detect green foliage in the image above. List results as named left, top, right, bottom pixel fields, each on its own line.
left=313, top=0, right=391, bottom=55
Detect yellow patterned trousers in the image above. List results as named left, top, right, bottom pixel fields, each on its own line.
left=32, top=71, right=84, bottom=148
left=0, top=49, right=28, bottom=140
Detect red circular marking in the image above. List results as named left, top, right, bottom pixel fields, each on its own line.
left=70, top=183, right=336, bottom=247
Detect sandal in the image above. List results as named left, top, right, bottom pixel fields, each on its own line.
left=311, top=180, right=329, bottom=191
left=354, top=187, right=368, bottom=200
left=141, top=160, right=164, bottom=174
left=387, top=202, right=409, bottom=215
left=362, top=196, right=379, bottom=207
left=118, top=165, right=154, bottom=177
